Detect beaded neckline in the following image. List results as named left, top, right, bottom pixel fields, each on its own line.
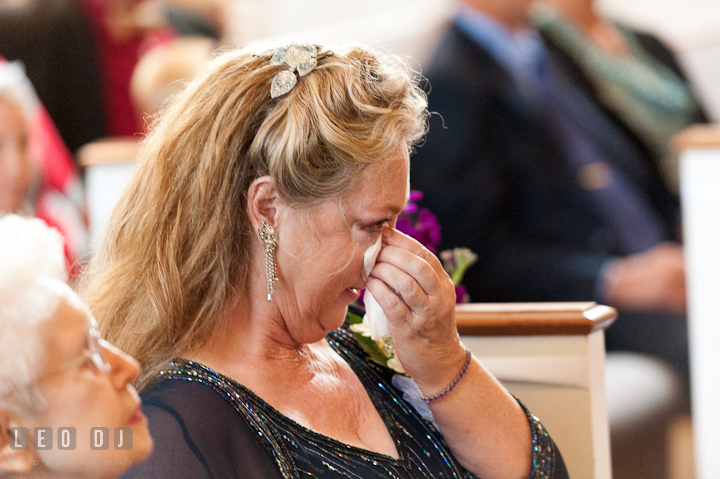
left=159, top=355, right=409, bottom=465
left=150, top=328, right=440, bottom=478
left=150, top=326, right=559, bottom=479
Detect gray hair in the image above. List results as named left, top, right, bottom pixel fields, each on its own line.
left=0, top=60, right=37, bottom=122
left=0, top=214, right=68, bottom=415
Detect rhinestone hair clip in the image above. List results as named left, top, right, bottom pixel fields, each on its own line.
left=257, top=44, right=334, bottom=98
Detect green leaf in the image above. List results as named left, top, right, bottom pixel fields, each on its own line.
left=349, top=311, right=364, bottom=325
left=348, top=311, right=391, bottom=367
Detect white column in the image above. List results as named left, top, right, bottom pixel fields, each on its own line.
left=680, top=146, right=720, bottom=478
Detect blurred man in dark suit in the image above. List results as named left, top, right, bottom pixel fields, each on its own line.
left=411, top=0, right=688, bottom=375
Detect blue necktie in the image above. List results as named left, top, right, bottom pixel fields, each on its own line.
left=519, top=43, right=666, bottom=254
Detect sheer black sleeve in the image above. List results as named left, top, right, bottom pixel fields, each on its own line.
left=121, top=379, right=281, bottom=479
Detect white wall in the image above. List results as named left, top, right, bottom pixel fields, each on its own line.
left=225, top=0, right=453, bottom=67
left=598, top=0, right=720, bottom=48
left=224, top=0, right=720, bottom=118
left=598, top=0, right=720, bottom=120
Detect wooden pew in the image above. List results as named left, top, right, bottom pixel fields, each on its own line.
left=457, top=302, right=616, bottom=479
left=76, top=138, right=140, bottom=247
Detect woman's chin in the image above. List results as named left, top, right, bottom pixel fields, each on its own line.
left=132, top=431, right=155, bottom=464
left=318, top=303, right=353, bottom=334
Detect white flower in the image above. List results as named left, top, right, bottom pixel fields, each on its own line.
left=386, top=356, right=406, bottom=374
left=349, top=318, right=372, bottom=337
left=350, top=311, right=404, bottom=374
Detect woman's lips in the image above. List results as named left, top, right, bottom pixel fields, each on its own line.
left=344, top=287, right=361, bottom=302
left=128, top=404, right=146, bottom=425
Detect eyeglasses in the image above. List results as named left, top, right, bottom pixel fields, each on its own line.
left=66, top=327, right=109, bottom=374
left=36, top=326, right=110, bottom=382
left=0, top=323, right=111, bottom=403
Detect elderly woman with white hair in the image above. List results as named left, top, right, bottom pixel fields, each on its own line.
left=0, top=214, right=153, bottom=478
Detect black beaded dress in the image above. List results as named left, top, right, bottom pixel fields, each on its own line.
left=122, top=325, right=568, bottom=479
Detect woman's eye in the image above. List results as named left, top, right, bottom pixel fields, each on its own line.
left=365, top=220, right=389, bottom=233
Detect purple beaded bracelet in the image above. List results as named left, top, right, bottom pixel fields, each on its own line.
left=418, top=347, right=473, bottom=404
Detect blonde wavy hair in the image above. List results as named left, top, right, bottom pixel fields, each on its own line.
left=80, top=43, right=428, bottom=388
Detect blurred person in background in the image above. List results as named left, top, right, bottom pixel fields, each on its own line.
left=0, top=0, right=224, bottom=153
left=0, top=0, right=105, bottom=154
left=0, top=59, right=88, bottom=276
left=411, top=0, right=689, bottom=379
left=130, top=35, right=216, bottom=127
left=161, top=0, right=225, bottom=39
left=0, top=87, right=31, bottom=215
left=0, top=214, right=153, bottom=478
left=533, top=0, right=708, bottom=193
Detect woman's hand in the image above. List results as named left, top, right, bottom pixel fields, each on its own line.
left=365, top=227, right=467, bottom=393
left=366, top=227, right=537, bottom=479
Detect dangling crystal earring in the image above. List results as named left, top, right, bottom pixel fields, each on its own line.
left=258, top=220, right=278, bottom=301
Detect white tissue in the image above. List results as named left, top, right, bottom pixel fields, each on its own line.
left=362, top=234, right=382, bottom=280
left=362, top=235, right=390, bottom=340
left=364, top=290, right=391, bottom=340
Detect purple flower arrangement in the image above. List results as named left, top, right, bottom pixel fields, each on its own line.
left=395, top=191, right=442, bottom=254
left=360, top=190, right=476, bottom=304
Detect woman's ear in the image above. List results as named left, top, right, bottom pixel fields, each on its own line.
left=247, top=175, right=284, bottom=229
left=0, top=410, right=34, bottom=474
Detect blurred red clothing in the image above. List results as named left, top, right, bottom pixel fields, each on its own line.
left=81, top=0, right=174, bottom=137
left=0, top=56, right=87, bottom=277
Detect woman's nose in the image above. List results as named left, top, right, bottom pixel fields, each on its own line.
left=101, top=340, right=141, bottom=389
left=1, top=142, right=31, bottom=178
left=0, top=145, right=32, bottom=207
